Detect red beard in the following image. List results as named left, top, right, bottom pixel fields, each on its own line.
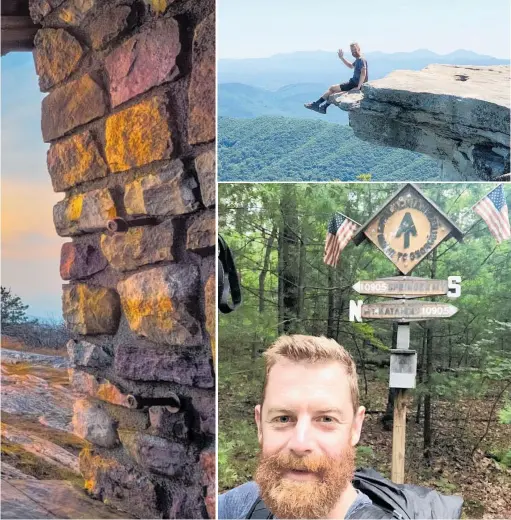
left=255, top=446, right=356, bottom=519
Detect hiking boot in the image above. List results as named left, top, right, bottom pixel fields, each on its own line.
left=318, top=105, right=327, bottom=114
left=304, top=101, right=322, bottom=113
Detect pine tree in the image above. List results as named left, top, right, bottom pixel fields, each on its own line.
left=1, top=287, right=30, bottom=325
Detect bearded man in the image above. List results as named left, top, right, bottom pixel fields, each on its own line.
left=218, top=334, right=375, bottom=519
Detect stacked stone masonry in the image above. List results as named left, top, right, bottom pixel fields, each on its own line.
left=30, top=0, right=215, bottom=518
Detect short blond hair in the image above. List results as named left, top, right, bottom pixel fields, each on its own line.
left=261, top=335, right=360, bottom=413
left=350, top=42, right=360, bottom=48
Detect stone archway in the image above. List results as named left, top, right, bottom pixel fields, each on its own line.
left=2, top=1, right=216, bottom=518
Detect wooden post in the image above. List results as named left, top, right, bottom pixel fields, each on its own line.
left=392, top=388, right=407, bottom=483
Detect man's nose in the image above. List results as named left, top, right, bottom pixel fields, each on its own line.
left=287, top=417, right=315, bottom=455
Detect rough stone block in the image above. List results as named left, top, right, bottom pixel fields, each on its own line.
left=124, top=161, right=198, bottom=217
left=100, top=219, right=174, bottom=272
left=47, top=130, right=109, bottom=192
left=149, top=407, right=188, bottom=441
left=117, top=264, right=202, bottom=346
left=192, top=393, right=215, bottom=435
left=200, top=449, right=215, bottom=520
left=118, top=431, right=188, bottom=477
left=194, top=150, right=215, bottom=207
left=186, top=210, right=215, bottom=252
left=34, top=29, right=84, bottom=91
left=29, top=0, right=66, bottom=23
left=58, top=0, right=96, bottom=25
left=60, top=241, right=108, bottom=280
left=102, top=402, right=150, bottom=431
left=115, top=344, right=214, bottom=388
left=62, top=284, right=121, bottom=335
left=67, top=339, right=112, bottom=368
left=204, top=274, right=215, bottom=363
left=105, top=17, right=180, bottom=107
left=88, top=5, right=132, bottom=50
left=105, top=96, right=173, bottom=173
left=42, top=74, right=107, bottom=142
left=80, top=448, right=160, bottom=519
left=54, top=188, right=117, bottom=237
left=189, top=12, right=215, bottom=145
left=70, top=370, right=133, bottom=408
left=72, top=398, right=118, bottom=448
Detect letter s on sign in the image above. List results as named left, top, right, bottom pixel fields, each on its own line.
left=447, top=276, right=461, bottom=298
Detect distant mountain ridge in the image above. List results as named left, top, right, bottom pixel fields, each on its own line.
left=219, top=49, right=510, bottom=90
left=218, top=49, right=509, bottom=123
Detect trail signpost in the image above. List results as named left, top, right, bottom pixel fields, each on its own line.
left=348, top=184, right=464, bottom=484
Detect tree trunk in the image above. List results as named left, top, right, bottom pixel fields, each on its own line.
left=423, top=248, right=437, bottom=460
left=327, top=268, right=336, bottom=338
left=259, top=225, right=276, bottom=313
left=280, top=186, right=300, bottom=334
left=297, top=225, right=306, bottom=322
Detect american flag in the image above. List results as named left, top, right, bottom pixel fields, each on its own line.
left=324, top=212, right=359, bottom=267
left=473, top=184, right=510, bottom=243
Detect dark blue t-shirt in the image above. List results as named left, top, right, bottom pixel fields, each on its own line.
left=352, top=57, right=368, bottom=84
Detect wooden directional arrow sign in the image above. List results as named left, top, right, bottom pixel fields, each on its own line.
left=353, top=184, right=464, bottom=275
left=353, top=276, right=450, bottom=299
left=361, top=300, right=458, bottom=322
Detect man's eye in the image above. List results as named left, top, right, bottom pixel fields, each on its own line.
left=319, top=416, right=334, bottom=423
left=275, top=416, right=291, bottom=423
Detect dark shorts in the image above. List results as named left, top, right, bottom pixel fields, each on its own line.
left=340, top=80, right=357, bottom=91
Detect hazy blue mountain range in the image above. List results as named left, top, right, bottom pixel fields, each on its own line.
left=218, top=116, right=443, bottom=182
left=218, top=49, right=510, bottom=90
left=219, top=82, right=349, bottom=124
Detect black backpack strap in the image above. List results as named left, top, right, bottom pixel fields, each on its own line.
left=348, top=503, right=402, bottom=519
left=246, top=498, right=273, bottom=519
left=218, top=235, right=242, bottom=314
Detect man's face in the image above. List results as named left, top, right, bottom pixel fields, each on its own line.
left=254, top=360, right=365, bottom=519
left=351, top=45, right=361, bottom=58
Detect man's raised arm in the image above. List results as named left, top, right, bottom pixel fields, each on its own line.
left=338, top=49, right=354, bottom=68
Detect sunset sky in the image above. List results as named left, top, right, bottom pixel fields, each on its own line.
left=1, top=52, right=65, bottom=320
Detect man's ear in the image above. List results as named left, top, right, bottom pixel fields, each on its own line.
left=255, top=404, right=263, bottom=444
left=351, top=406, right=366, bottom=446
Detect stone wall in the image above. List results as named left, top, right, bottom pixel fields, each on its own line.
left=29, top=0, right=216, bottom=517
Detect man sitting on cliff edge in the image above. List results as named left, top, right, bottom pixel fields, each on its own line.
left=305, top=42, right=368, bottom=114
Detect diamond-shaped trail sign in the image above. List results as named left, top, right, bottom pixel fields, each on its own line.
left=353, top=184, right=464, bottom=275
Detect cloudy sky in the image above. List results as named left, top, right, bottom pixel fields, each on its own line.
left=1, top=52, right=65, bottom=320
left=218, top=0, right=510, bottom=59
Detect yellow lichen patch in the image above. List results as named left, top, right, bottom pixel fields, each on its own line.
left=122, top=295, right=174, bottom=334
left=104, top=97, right=172, bottom=173
left=145, top=0, right=168, bottom=14
left=66, top=194, right=84, bottom=222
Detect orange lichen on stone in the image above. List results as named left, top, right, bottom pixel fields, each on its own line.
left=48, top=131, right=109, bottom=192
left=34, top=29, right=84, bottom=90
left=122, top=295, right=174, bottom=333
left=104, top=97, right=173, bottom=173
